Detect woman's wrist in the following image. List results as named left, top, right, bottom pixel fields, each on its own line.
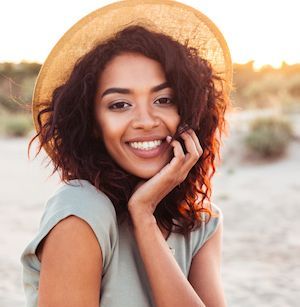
left=128, top=203, right=157, bottom=229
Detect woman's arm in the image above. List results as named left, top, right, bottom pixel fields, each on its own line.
left=188, top=219, right=227, bottom=307
left=130, top=210, right=205, bottom=307
left=37, top=216, right=102, bottom=307
left=127, top=129, right=205, bottom=306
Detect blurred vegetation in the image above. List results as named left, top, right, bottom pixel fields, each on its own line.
left=0, top=111, right=33, bottom=137
left=0, top=60, right=300, bottom=138
left=244, top=117, right=294, bottom=158
left=232, top=61, right=300, bottom=112
left=0, top=62, right=40, bottom=137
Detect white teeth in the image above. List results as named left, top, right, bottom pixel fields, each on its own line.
left=129, top=140, right=162, bottom=150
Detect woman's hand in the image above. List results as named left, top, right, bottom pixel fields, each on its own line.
left=128, top=128, right=203, bottom=219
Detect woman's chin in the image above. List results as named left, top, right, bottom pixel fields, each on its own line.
left=131, top=168, right=161, bottom=179
left=127, top=163, right=167, bottom=179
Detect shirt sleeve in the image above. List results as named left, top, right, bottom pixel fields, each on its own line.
left=191, top=202, right=223, bottom=258
left=20, top=180, right=118, bottom=276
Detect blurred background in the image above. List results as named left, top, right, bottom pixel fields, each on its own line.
left=1, top=0, right=299, bottom=306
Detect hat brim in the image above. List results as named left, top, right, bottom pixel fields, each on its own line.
left=33, top=0, right=232, bottom=155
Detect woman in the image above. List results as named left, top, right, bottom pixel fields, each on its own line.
left=21, top=1, right=232, bottom=306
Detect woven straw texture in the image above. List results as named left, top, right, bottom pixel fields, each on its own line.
left=32, top=0, right=232, bottom=150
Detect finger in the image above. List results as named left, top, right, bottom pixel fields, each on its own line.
left=166, top=133, right=198, bottom=185
left=186, top=129, right=203, bottom=156
left=154, top=137, right=186, bottom=187
left=179, top=131, right=200, bottom=163
left=165, top=137, right=185, bottom=169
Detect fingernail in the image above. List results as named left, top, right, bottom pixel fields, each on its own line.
left=166, top=136, right=172, bottom=143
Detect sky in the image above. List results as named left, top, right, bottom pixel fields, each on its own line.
left=1, top=0, right=300, bottom=69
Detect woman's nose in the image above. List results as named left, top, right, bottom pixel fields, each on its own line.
left=131, top=107, right=160, bottom=130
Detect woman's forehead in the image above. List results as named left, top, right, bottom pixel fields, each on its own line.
left=98, top=53, right=172, bottom=95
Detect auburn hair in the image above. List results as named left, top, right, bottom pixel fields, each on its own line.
left=29, top=25, right=230, bottom=235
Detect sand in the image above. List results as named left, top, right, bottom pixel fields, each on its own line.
left=0, top=112, right=299, bottom=306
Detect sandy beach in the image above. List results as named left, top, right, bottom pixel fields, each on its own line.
left=0, top=113, right=299, bottom=306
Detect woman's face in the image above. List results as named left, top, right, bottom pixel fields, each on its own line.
left=94, top=52, right=180, bottom=179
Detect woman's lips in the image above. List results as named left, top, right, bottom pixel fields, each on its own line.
left=126, top=141, right=169, bottom=159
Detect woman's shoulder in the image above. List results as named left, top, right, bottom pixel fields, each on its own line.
left=44, top=179, right=117, bottom=220
left=190, top=201, right=223, bottom=257
left=39, top=179, right=119, bottom=252
left=204, top=201, right=223, bottom=222
left=21, top=179, right=118, bottom=280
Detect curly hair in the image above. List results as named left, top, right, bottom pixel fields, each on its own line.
left=29, top=25, right=230, bottom=235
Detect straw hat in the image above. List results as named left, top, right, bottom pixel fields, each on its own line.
left=32, top=0, right=232, bottom=153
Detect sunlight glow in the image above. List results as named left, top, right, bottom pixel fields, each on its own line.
left=1, top=0, right=300, bottom=68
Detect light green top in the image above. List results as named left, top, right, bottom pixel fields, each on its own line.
left=20, top=179, right=222, bottom=307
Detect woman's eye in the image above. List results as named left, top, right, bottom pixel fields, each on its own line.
left=155, top=97, right=174, bottom=105
left=108, top=101, right=130, bottom=110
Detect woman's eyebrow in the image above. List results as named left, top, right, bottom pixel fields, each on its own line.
left=101, top=81, right=171, bottom=98
left=151, top=82, right=172, bottom=93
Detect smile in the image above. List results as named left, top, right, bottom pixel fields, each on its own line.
left=128, top=140, right=162, bottom=150
left=126, top=140, right=168, bottom=159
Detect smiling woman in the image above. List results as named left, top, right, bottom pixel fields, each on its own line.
left=20, top=1, right=232, bottom=307
left=95, top=53, right=180, bottom=178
